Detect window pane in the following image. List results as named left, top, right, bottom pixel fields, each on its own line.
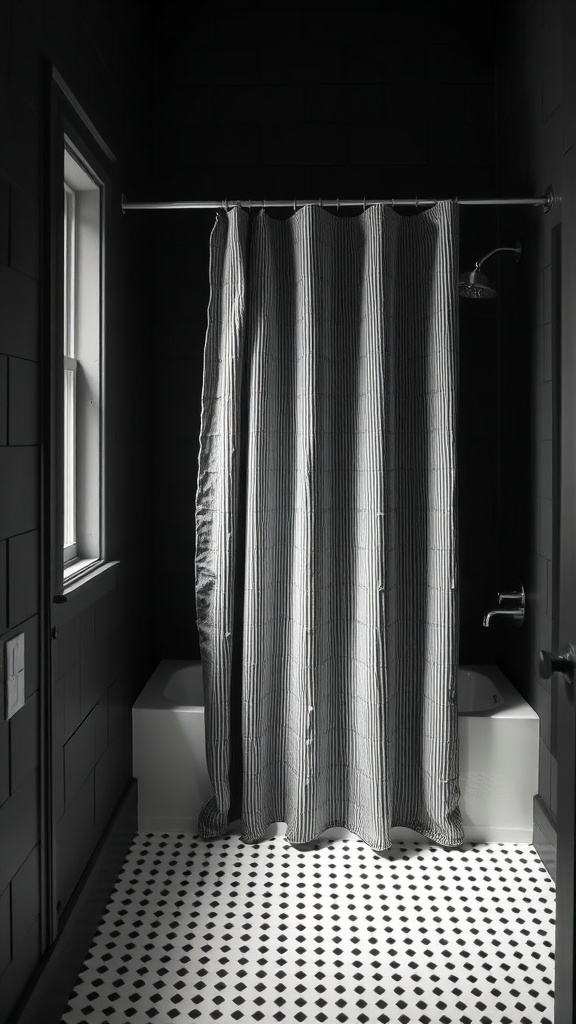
left=64, top=184, right=75, bottom=359
left=64, top=365, right=76, bottom=551
left=63, top=142, right=103, bottom=577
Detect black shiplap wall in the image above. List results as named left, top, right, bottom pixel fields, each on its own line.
left=0, top=3, right=155, bottom=1020
left=150, top=0, right=501, bottom=662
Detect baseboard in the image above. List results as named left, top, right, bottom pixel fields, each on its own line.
left=461, top=825, right=533, bottom=843
left=13, top=780, right=138, bottom=1024
left=533, top=795, right=557, bottom=881
left=139, top=814, right=199, bottom=832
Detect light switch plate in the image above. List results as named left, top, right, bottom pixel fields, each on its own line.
left=4, top=634, right=25, bottom=720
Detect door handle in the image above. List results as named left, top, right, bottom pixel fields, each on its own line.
left=539, top=643, right=576, bottom=683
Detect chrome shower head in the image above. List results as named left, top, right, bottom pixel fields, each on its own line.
left=459, top=241, right=522, bottom=299
left=458, top=268, right=497, bottom=299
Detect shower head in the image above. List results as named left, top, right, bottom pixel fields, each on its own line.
left=458, top=268, right=497, bottom=299
left=459, top=241, right=522, bottom=299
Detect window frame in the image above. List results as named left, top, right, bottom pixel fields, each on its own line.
left=61, top=141, right=105, bottom=584
left=49, top=76, right=114, bottom=602
left=63, top=352, right=77, bottom=564
left=63, top=181, right=77, bottom=565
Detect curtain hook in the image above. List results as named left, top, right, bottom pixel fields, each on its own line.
left=294, top=197, right=297, bottom=211
left=337, top=197, right=340, bottom=211
left=415, top=196, right=419, bottom=208
left=263, top=198, right=266, bottom=210
left=319, top=197, right=322, bottom=207
left=392, top=197, right=395, bottom=209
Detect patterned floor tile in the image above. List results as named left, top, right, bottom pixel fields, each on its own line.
left=60, top=833, right=555, bottom=1024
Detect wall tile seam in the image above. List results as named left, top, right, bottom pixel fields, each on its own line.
left=5, top=525, right=39, bottom=543
left=0, top=912, right=40, bottom=994
left=542, top=98, right=562, bottom=125
left=0, top=349, right=39, bottom=365
left=5, top=178, right=46, bottom=217
left=0, top=874, right=10, bottom=905
left=2, top=912, right=36, bottom=988
left=8, top=753, right=38, bottom=794
left=0, top=763, right=38, bottom=811
left=93, top=731, right=125, bottom=775
left=0, top=261, right=41, bottom=286
left=4, top=353, right=39, bottom=367
left=0, top=619, right=39, bottom=639
left=2, top=442, right=40, bottom=451
left=61, top=696, right=109, bottom=748
left=64, top=764, right=96, bottom=812
left=0, top=612, right=38, bottom=639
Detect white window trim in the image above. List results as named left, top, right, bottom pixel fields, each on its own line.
left=62, top=141, right=106, bottom=589
left=63, top=181, right=77, bottom=566
left=63, top=353, right=77, bottom=564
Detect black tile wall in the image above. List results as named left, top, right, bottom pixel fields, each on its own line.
left=10, top=843, right=40, bottom=951
left=494, top=0, right=570, bottom=856
left=56, top=773, right=96, bottom=914
left=151, top=0, right=500, bottom=662
left=0, top=266, right=39, bottom=361
left=55, top=663, right=81, bottom=744
left=0, top=447, right=38, bottom=539
left=10, top=690, right=38, bottom=791
left=94, top=721, right=133, bottom=834
left=0, top=2, right=156, bottom=1021
left=0, top=178, right=9, bottom=266
left=0, top=719, right=8, bottom=808
left=0, top=888, right=9, bottom=978
left=8, top=357, right=39, bottom=446
left=7, top=529, right=38, bottom=627
left=0, top=918, right=41, bottom=1024
left=63, top=702, right=101, bottom=809
left=0, top=541, right=6, bottom=632
left=0, top=770, right=39, bottom=896
left=9, top=185, right=39, bottom=280
left=0, top=356, right=7, bottom=445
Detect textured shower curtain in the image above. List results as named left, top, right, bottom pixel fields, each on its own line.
left=195, top=200, right=463, bottom=851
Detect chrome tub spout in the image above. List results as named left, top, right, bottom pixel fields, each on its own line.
left=483, top=607, right=525, bottom=627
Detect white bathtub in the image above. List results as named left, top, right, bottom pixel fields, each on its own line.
left=132, top=661, right=539, bottom=843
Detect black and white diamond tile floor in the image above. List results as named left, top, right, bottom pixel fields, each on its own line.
left=60, top=834, right=555, bottom=1024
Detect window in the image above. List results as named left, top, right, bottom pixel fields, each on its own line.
left=62, top=143, right=104, bottom=583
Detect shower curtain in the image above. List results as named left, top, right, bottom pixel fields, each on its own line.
left=195, top=200, right=463, bottom=851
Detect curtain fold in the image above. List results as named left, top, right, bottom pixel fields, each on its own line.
left=195, top=201, right=463, bottom=851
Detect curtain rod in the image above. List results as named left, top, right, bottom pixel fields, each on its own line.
left=121, top=188, right=557, bottom=213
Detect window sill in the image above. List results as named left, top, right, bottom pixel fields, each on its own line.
left=53, top=559, right=119, bottom=626
left=64, top=556, right=101, bottom=584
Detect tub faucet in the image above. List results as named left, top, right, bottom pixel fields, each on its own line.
left=483, top=586, right=525, bottom=627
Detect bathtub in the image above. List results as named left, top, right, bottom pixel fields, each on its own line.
left=132, top=661, right=539, bottom=843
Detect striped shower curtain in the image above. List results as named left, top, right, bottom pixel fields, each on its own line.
left=195, top=201, right=463, bottom=851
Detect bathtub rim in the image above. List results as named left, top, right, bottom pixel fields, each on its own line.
left=459, top=663, right=538, bottom=720
left=133, top=659, right=537, bottom=721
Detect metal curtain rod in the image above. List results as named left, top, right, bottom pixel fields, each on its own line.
left=121, top=188, right=557, bottom=213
